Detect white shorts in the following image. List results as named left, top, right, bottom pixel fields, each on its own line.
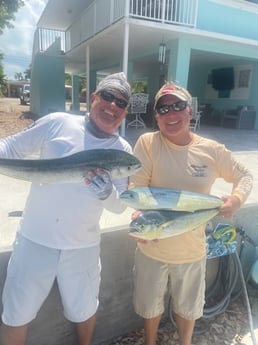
left=2, top=233, right=101, bottom=326
left=133, top=248, right=206, bottom=320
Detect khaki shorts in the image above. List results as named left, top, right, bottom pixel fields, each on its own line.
left=2, top=233, right=101, bottom=326
left=133, top=248, right=206, bottom=320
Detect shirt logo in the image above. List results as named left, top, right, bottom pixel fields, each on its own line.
left=190, top=164, right=208, bottom=177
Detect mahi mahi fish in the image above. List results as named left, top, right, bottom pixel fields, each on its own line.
left=0, top=149, right=141, bottom=184
left=129, top=208, right=219, bottom=240
left=120, top=187, right=222, bottom=212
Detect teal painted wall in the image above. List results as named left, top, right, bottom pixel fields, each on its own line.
left=31, top=54, right=65, bottom=117
left=167, top=39, right=191, bottom=87
left=198, top=0, right=258, bottom=40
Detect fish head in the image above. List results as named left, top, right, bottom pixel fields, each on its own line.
left=110, top=152, right=141, bottom=179
left=120, top=187, right=153, bottom=208
left=128, top=226, right=161, bottom=241
left=119, top=189, right=140, bottom=207
left=128, top=211, right=165, bottom=240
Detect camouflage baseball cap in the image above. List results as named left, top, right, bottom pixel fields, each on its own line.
left=95, top=72, right=131, bottom=102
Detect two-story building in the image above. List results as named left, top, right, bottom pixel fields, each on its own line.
left=30, top=0, right=258, bottom=132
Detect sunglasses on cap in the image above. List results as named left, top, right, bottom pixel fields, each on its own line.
left=156, top=100, right=188, bottom=115
left=99, top=90, right=128, bottom=109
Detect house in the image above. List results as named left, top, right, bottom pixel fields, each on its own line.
left=5, top=80, right=30, bottom=99
left=30, top=0, right=258, bottom=134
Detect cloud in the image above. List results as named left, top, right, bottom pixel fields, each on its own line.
left=0, top=0, right=47, bottom=79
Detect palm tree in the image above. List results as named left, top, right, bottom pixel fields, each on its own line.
left=14, top=72, right=24, bottom=80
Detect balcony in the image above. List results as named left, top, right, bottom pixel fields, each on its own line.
left=130, top=0, right=197, bottom=26
left=33, top=0, right=198, bottom=55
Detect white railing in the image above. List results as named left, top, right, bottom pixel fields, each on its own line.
left=33, top=0, right=197, bottom=55
left=130, top=0, right=197, bottom=26
left=32, top=27, right=66, bottom=56
left=79, top=0, right=126, bottom=47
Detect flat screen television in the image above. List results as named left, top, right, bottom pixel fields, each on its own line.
left=211, top=67, right=234, bottom=90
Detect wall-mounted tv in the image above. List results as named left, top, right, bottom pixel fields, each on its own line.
left=211, top=67, right=234, bottom=91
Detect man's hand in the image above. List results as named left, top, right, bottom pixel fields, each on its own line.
left=219, top=195, right=241, bottom=218
left=85, top=169, right=113, bottom=200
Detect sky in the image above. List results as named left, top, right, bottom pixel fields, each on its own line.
left=0, top=0, right=48, bottom=80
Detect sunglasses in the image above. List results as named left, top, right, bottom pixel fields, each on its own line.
left=156, top=101, right=188, bottom=115
left=99, top=90, right=128, bottom=109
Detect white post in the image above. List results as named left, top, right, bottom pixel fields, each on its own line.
left=86, top=45, right=90, bottom=112
left=121, top=21, right=129, bottom=137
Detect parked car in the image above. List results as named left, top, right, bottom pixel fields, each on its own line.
left=19, top=84, right=30, bottom=105
left=79, top=89, right=86, bottom=103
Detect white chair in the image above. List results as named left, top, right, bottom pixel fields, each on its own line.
left=190, top=97, right=202, bottom=132
left=127, top=93, right=149, bottom=128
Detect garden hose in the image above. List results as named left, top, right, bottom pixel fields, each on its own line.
left=169, top=247, right=257, bottom=344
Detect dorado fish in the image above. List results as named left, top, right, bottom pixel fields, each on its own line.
left=0, top=149, right=141, bottom=184
left=129, top=208, right=219, bottom=240
left=120, top=187, right=222, bottom=212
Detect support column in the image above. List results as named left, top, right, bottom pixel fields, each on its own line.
left=71, top=74, right=80, bottom=113
left=86, top=45, right=90, bottom=111
left=166, top=39, right=191, bottom=87
left=121, top=21, right=130, bottom=137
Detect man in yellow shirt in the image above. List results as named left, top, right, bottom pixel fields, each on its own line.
left=130, top=82, right=253, bottom=345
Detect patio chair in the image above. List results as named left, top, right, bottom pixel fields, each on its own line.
left=190, top=97, right=201, bottom=132
left=127, top=93, right=149, bottom=128
left=220, top=106, right=256, bottom=129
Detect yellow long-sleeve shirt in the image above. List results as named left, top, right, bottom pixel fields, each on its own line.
left=130, top=131, right=253, bottom=264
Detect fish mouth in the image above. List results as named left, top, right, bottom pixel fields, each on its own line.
left=134, top=163, right=142, bottom=171
left=119, top=191, right=134, bottom=201
left=122, top=163, right=141, bottom=174
left=128, top=229, right=142, bottom=239
left=128, top=228, right=158, bottom=241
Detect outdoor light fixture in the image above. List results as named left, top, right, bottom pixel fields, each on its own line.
left=158, top=42, right=166, bottom=64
